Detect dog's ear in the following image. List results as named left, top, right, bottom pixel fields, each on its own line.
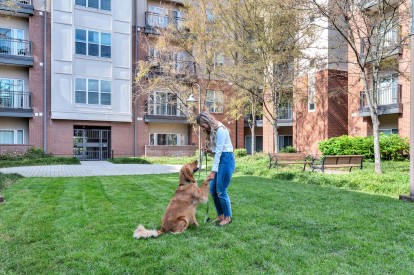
left=180, top=165, right=195, bottom=185
left=192, top=160, right=198, bottom=167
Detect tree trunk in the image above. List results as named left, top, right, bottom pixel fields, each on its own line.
left=371, top=114, right=382, bottom=174
left=273, top=122, right=278, bottom=153
left=250, top=122, right=256, bottom=156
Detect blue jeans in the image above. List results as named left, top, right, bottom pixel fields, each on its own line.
left=210, top=152, right=235, bottom=218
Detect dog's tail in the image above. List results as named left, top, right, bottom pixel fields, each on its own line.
left=133, top=224, right=165, bottom=239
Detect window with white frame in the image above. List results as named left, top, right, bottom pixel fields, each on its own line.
left=75, top=29, right=111, bottom=58
left=0, top=129, right=23, bottom=144
left=214, top=53, right=224, bottom=68
left=148, top=91, right=179, bottom=116
left=0, top=28, right=26, bottom=56
left=0, top=78, right=24, bottom=108
left=147, top=6, right=169, bottom=28
left=149, top=133, right=185, bottom=146
left=75, top=0, right=111, bottom=11
left=75, top=78, right=111, bottom=105
left=378, top=73, right=398, bottom=105
left=308, top=71, right=316, bottom=112
left=206, top=90, right=224, bottom=113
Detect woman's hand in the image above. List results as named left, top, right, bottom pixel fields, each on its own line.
left=206, top=171, right=216, bottom=181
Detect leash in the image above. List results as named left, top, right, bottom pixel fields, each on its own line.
left=197, top=150, right=210, bottom=223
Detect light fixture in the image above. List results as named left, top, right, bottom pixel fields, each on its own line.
left=186, top=94, right=197, bottom=105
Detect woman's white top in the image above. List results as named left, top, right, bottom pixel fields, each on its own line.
left=212, top=127, right=234, bottom=172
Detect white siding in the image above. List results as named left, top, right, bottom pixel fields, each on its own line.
left=51, top=0, right=132, bottom=122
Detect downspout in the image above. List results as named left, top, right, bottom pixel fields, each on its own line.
left=43, top=0, right=47, bottom=153
left=133, top=1, right=138, bottom=156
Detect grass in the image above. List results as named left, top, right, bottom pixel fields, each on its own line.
left=0, top=172, right=22, bottom=194
left=112, top=154, right=409, bottom=198
left=1, top=173, right=414, bottom=273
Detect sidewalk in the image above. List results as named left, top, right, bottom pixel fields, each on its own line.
left=0, top=161, right=182, bottom=177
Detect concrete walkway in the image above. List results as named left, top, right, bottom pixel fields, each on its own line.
left=0, top=161, right=182, bottom=177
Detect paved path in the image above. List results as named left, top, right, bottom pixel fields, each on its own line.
left=0, top=161, right=182, bottom=177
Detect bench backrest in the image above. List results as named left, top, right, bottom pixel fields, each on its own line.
left=269, top=153, right=307, bottom=161
left=323, top=155, right=364, bottom=165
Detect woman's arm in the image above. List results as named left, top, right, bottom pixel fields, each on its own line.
left=211, top=127, right=226, bottom=172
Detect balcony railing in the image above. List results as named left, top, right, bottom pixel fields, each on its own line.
left=144, top=11, right=186, bottom=34
left=0, top=91, right=32, bottom=109
left=278, top=106, right=293, bottom=120
left=146, top=56, right=196, bottom=77
left=360, top=84, right=401, bottom=108
left=0, top=0, right=34, bottom=15
left=0, top=38, right=32, bottom=57
left=147, top=102, right=185, bottom=117
left=360, top=26, right=402, bottom=60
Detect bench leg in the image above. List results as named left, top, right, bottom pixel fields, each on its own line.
left=349, top=167, right=353, bottom=172
left=303, top=163, right=306, bottom=171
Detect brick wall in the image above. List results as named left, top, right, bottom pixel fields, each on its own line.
left=293, top=69, right=348, bottom=155
left=145, top=145, right=197, bottom=157
left=28, top=9, right=48, bottom=149
left=327, top=70, right=348, bottom=138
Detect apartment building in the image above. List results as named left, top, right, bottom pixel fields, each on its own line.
left=0, top=1, right=45, bottom=153
left=0, top=0, right=245, bottom=159
left=348, top=0, right=410, bottom=140
left=134, top=0, right=244, bottom=157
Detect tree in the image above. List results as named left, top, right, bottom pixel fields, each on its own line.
left=307, top=0, right=410, bottom=173
left=210, top=0, right=316, bottom=152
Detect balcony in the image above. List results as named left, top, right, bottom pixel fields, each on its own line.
left=0, top=38, right=34, bottom=66
left=359, top=84, right=403, bottom=117
left=277, top=106, right=293, bottom=126
left=146, top=56, right=196, bottom=78
left=144, top=11, right=186, bottom=35
left=0, top=0, right=34, bottom=16
left=144, top=102, right=188, bottom=124
left=0, top=90, right=33, bottom=117
left=358, top=0, right=400, bottom=12
left=360, top=26, right=402, bottom=62
left=244, top=106, right=293, bottom=128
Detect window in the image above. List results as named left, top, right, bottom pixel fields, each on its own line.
left=308, top=71, right=316, bottom=112
left=75, top=78, right=111, bottom=105
left=0, top=28, right=25, bottom=56
left=147, top=6, right=169, bottom=28
left=149, top=133, right=185, bottom=146
left=0, top=78, right=24, bottom=108
left=0, top=130, right=24, bottom=144
left=148, top=91, right=179, bottom=116
left=206, top=90, right=224, bottom=113
left=278, top=135, right=293, bottom=151
left=378, top=73, right=398, bottom=105
left=379, top=129, right=398, bottom=135
left=378, top=19, right=398, bottom=48
left=75, top=0, right=111, bottom=11
left=214, top=53, right=224, bottom=68
left=75, top=29, right=111, bottom=58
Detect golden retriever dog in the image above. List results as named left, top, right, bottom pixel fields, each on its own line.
left=133, top=160, right=209, bottom=239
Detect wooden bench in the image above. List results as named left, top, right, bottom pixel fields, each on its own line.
left=269, top=153, right=312, bottom=171
left=312, top=155, right=364, bottom=173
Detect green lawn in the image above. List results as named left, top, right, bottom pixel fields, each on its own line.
left=0, top=156, right=80, bottom=168
left=1, top=172, right=414, bottom=273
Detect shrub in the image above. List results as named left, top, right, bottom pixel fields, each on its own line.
left=280, top=146, right=297, bottom=153
left=234, top=148, right=247, bottom=157
left=25, top=147, right=46, bottom=158
left=319, top=134, right=409, bottom=160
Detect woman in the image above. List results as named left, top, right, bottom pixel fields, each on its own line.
left=196, top=111, right=235, bottom=226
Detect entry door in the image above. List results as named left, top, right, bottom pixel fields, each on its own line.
left=73, top=129, right=111, bottom=160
